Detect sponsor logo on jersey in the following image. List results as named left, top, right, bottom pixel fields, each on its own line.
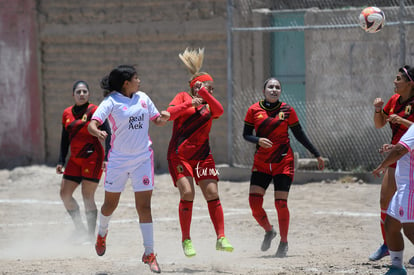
left=128, top=114, right=144, bottom=129
left=405, top=105, right=412, bottom=115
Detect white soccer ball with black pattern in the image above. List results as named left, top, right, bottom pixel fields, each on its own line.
left=359, top=7, right=385, bottom=33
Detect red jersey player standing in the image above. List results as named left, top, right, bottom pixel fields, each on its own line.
left=243, top=77, right=324, bottom=257
left=167, top=48, right=233, bottom=258
left=370, top=65, right=414, bottom=263
left=56, top=80, right=111, bottom=242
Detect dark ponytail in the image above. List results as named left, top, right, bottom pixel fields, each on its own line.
left=101, top=65, right=137, bottom=97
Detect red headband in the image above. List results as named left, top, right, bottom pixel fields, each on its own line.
left=189, top=74, right=213, bottom=88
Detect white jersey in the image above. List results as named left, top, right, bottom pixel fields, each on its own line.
left=395, top=125, right=414, bottom=189
left=388, top=124, right=414, bottom=222
left=92, top=91, right=160, bottom=164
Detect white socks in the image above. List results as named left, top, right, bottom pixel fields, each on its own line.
left=140, top=222, right=154, bottom=255
left=97, top=213, right=154, bottom=255
left=98, top=212, right=112, bottom=237
left=389, top=250, right=404, bottom=268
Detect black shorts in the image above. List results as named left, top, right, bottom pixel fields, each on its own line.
left=250, top=172, right=292, bottom=192
left=63, top=174, right=100, bottom=184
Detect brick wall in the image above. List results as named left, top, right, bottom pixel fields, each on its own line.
left=37, top=0, right=229, bottom=172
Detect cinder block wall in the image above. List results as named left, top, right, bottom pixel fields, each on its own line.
left=37, top=0, right=229, bottom=172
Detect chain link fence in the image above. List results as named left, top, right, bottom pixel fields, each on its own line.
left=228, top=0, right=414, bottom=171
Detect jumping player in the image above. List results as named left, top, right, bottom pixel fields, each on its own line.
left=88, top=65, right=169, bottom=273
left=167, top=48, right=233, bottom=258
left=370, top=65, right=414, bottom=262
left=243, top=77, right=324, bottom=257
left=56, top=80, right=111, bottom=242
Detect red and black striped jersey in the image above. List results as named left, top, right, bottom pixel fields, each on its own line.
left=244, top=100, right=299, bottom=161
left=383, top=94, right=414, bottom=144
left=61, top=103, right=103, bottom=159
left=167, top=92, right=217, bottom=161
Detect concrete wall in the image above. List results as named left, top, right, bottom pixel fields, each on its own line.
left=305, top=7, right=406, bottom=105
left=303, top=7, right=414, bottom=169
left=0, top=0, right=44, bottom=168
left=37, top=0, right=228, bottom=172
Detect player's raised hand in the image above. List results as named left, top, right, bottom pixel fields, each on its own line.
left=373, top=97, right=384, bottom=109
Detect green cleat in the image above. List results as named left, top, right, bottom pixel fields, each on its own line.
left=182, top=239, right=196, bottom=257
left=216, top=237, right=234, bottom=252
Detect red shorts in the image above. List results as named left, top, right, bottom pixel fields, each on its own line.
left=64, top=152, right=104, bottom=182
left=168, top=154, right=219, bottom=186
left=252, top=151, right=294, bottom=179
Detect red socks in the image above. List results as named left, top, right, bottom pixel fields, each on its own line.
left=381, top=208, right=387, bottom=245
left=249, top=194, right=290, bottom=242
left=275, top=199, right=290, bottom=243
left=179, top=199, right=193, bottom=242
left=208, top=199, right=225, bottom=239
left=180, top=199, right=226, bottom=241
left=249, top=193, right=273, bottom=232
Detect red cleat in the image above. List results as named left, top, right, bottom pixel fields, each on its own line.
left=142, top=252, right=161, bottom=273
left=95, top=232, right=107, bottom=256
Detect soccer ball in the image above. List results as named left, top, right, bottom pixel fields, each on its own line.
left=359, top=7, right=385, bottom=33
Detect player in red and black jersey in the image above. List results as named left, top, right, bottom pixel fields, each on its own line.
left=243, top=78, right=324, bottom=257
left=167, top=48, right=233, bottom=257
left=370, top=65, right=414, bottom=262
left=56, top=80, right=111, bottom=242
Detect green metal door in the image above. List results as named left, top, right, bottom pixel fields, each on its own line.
left=271, top=11, right=305, bottom=103
left=271, top=12, right=307, bottom=155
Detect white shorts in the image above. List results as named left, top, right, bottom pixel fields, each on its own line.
left=387, top=185, right=414, bottom=223
left=103, top=155, right=154, bottom=193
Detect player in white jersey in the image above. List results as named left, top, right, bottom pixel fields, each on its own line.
left=88, top=65, right=169, bottom=274
left=92, top=90, right=160, bottom=180
left=373, top=124, right=414, bottom=275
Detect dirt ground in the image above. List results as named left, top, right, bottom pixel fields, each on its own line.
left=1, top=165, right=414, bottom=275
